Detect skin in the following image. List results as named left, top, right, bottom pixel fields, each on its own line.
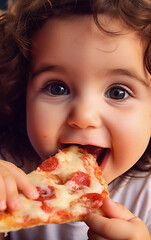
left=0, top=16, right=151, bottom=239
left=27, top=16, right=151, bottom=184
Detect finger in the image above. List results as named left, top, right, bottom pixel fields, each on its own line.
left=101, top=197, right=134, bottom=220
left=13, top=168, right=39, bottom=199
left=0, top=164, right=21, bottom=210
left=0, top=161, right=39, bottom=199
left=5, top=174, right=21, bottom=210
left=85, top=197, right=135, bottom=240
left=0, top=174, right=6, bottom=210
left=85, top=198, right=150, bottom=240
left=85, top=213, right=135, bottom=239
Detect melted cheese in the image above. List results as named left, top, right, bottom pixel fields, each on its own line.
left=0, top=146, right=108, bottom=232
left=54, top=148, right=87, bottom=181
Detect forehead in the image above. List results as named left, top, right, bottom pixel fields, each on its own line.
left=31, top=15, right=150, bottom=84
left=31, top=15, right=144, bottom=59
left=32, top=15, right=128, bottom=48
left=31, top=14, right=142, bottom=43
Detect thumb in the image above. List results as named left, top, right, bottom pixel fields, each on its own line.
left=102, top=197, right=134, bottom=220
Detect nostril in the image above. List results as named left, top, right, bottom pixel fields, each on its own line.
left=67, top=103, right=101, bottom=129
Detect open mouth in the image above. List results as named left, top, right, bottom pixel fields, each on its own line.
left=60, top=144, right=109, bottom=168
left=83, top=145, right=109, bottom=167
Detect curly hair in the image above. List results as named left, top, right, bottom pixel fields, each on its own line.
left=0, top=0, right=151, bottom=171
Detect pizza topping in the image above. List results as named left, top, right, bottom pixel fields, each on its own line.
left=81, top=192, right=103, bottom=202
left=80, top=193, right=104, bottom=208
left=50, top=174, right=63, bottom=185
left=23, top=215, right=40, bottom=226
left=65, top=171, right=90, bottom=192
left=36, top=186, right=56, bottom=201
left=39, top=157, right=59, bottom=172
left=81, top=145, right=109, bottom=167
left=41, top=202, right=52, bottom=213
left=36, top=186, right=56, bottom=213
left=0, top=145, right=109, bottom=233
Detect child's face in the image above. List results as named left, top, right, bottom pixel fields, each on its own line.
left=27, top=16, right=151, bottom=184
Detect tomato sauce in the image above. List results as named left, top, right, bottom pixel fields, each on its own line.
left=36, top=185, right=56, bottom=213
left=41, top=202, right=52, bottom=213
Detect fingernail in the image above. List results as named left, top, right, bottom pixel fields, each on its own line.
left=0, top=200, right=6, bottom=210
left=32, top=189, right=39, bottom=198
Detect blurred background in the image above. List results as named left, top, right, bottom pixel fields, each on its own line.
left=0, top=0, right=8, bottom=14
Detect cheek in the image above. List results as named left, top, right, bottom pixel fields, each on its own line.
left=113, top=113, right=151, bottom=168
left=105, top=131, right=150, bottom=184
left=26, top=101, right=62, bottom=158
left=105, top=110, right=151, bottom=183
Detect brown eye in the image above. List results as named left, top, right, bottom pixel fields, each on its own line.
left=45, top=81, right=70, bottom=96
left=105, top=86, right=129, bottom=100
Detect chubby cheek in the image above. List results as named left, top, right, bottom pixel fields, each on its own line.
left=26, top=101, right=63, bottom=159
left=104, top=113, right=151, bottom=184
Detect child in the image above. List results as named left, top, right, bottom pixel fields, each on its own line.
left=0, top=0, right=151, bottom=239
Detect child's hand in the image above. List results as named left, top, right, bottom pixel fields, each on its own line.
left=85, top=197, right=150, bottom=240
left=0, top=160, right=39, bottom=211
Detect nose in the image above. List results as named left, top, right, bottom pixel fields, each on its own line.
left=67, top=98, right=102, bottom=129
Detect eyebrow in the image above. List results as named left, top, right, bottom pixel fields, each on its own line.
left=31, top=64, right=149, bottom=87
left=31, top=65, right=64, bottom=79
left=108, top=68, right=149, bottom=86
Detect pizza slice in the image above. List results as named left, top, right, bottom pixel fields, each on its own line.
left=0, top=145, right=109, bottom=233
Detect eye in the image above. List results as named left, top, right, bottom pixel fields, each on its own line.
left=43, top=80, right=70, bottom=96
left=105, top=86, right=130, bottom=100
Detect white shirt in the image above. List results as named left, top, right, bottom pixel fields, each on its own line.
left=8, top=171, right=151, bottom=240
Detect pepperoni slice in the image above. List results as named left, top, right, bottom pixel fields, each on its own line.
left=36, top=186, right=56, bottom=213
left=80, top=193, right=104, bottom=208
left=66, top=171, right=90, bottom=191
left=39, top=157, right=59, bottom=172
left=81, top=193, right=103, bottom=202
left=36, top=186, right=56, bottom=201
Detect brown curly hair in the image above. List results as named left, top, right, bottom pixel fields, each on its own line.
left=0, top=0, right=151, bottom=171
